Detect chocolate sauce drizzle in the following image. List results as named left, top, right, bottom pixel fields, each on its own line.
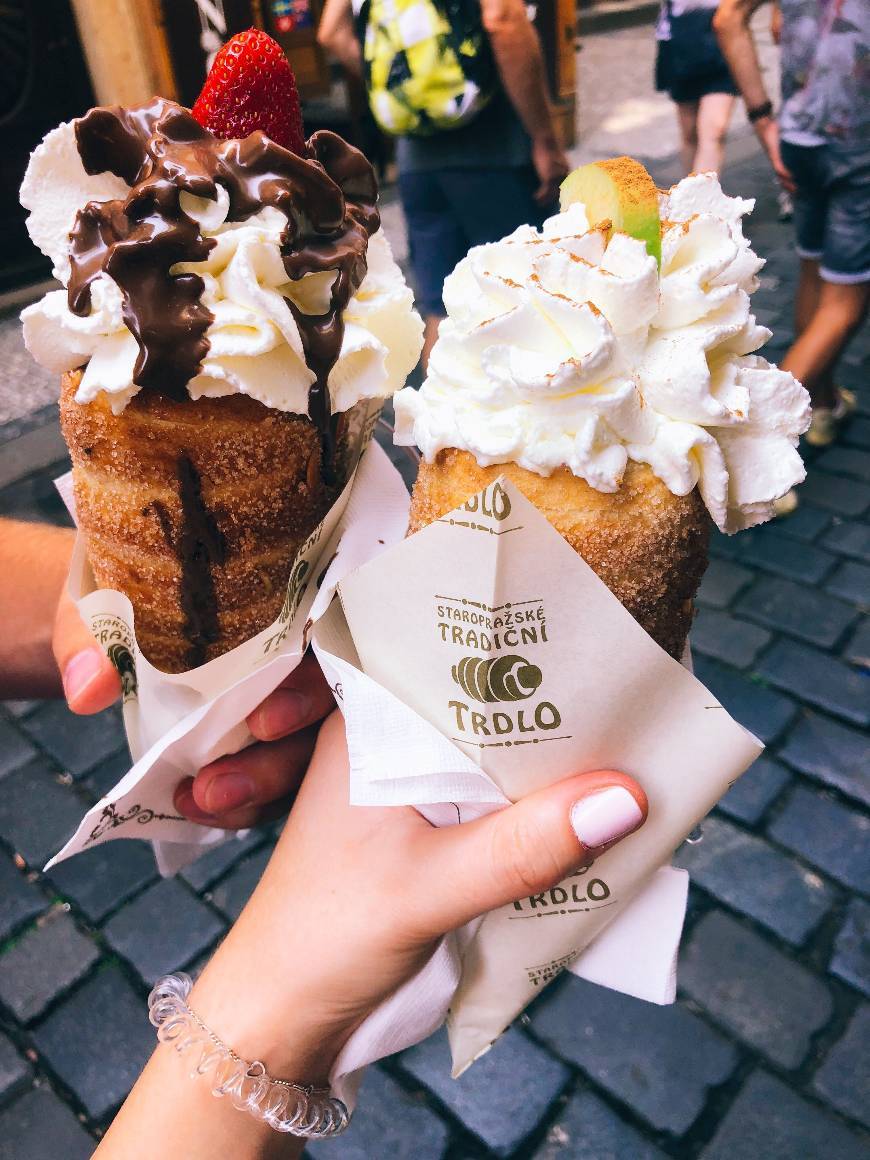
left=176, top=456, right=227, bottom=668
left=69, top=98, right=379, bottom=428
left=69, top=100, right=379, bottom=667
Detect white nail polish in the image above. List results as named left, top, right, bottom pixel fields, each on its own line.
left=570, top=788, right=643, bottom=850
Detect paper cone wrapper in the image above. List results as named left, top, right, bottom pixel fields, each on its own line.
left=321, top=476, right=763, bottom=1076
left=48, top=431, right=410, bottom=876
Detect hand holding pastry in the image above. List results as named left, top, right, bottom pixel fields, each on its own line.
left=95, top=712, right=647, bottom=1158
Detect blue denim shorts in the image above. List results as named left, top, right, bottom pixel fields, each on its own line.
left=780, top=140, right=870, bottom=284
left=398, top=165, right=547, bottom=316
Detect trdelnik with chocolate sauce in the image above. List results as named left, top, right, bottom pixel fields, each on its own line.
left=20, top=29, right=423, bottom=674
left=21, top=100, right=421, bottom=420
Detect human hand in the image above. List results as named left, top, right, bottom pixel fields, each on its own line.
left=189, top=711, right=648, bottom=1081
left=53, top=587, right=121, bottom=714
left=755, top=116, right=796, bottom=192
left=53, top=584, right=333, bottom=829
left=174, top=652, right=335, bottom=829
left=769, top=1, right=782, bottom=44
left=532, top=135, right=571, bottom=207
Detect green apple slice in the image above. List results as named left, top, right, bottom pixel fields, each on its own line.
left=560, top=157, right=662, bottom=266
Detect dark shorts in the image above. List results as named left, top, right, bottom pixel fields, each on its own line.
left=398, top=166, right=547, bottom=316
left=780, top=140, right=870, bottom=284
left=655, top=37, right=737, bottom=104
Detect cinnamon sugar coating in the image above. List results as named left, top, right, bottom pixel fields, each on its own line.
left=408, top=449, right=710, bottom=660
left=61, top=370, right=345, bottom=671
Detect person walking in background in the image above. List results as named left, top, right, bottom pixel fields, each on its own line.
left=655, top=0, right=737, bottom=174
left=716, top=0, right=869, bottom=447
left=318, top=0, right=570, bottom=370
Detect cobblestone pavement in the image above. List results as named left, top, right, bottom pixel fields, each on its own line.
left=0, top=37, right=869, bottom=1160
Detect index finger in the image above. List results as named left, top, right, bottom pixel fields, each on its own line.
left=247, top=651, right=335, bottom=741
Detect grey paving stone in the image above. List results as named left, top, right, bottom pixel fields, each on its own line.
left=845, top=417, right=870, bottom=451
left=717, top=756, right=790, bottom=824
left=845, top=617, right=870, bottom=669
left=0, top=854, right=47, bottom=941
left=738, top=529, right=837, bottom=584
left=0, top=906, right=100, bottom=1023
left=0, top=463, right=74, bottom=526
left=680, top=910, right=833, bottom=1068
left=209, top=845, right=273, bottom=921
left=18, top=701, right=125, bottom=781
left=702, top=1070, right=870, bottom=1160
left=800, top=471, right=870, bottom=517
left=822, top=520, right=870, bottom=563
left=813, top=1005, right=870, bottom=1129
left=690, top=609, right=772, bottom=669
left=755, top=639, right=870, bottom=728
left=82, top=750, right=133, bottom=804
left=768, top=785, right=870, bottom=893
left=735, top=576, right=858, bottom=648
left=1, top=701, right=39, bottom=719
left=0, top=1034, right=30, bottom=1105
left=708, top=529, right=744, bottom=561
left=0, top=717, right=37, bottom=779
left=675, top=816, right=834, bottom=946
left=696, top=559, right=753, bottom=610
left=831, top=899, right=870, bottom=998
left=307, top=1066, right=449, bottom=1160
left=103, top=878, right=225, bottom=986
left=0, top=760, right=84, bottom=868
left=779, top=711, right=870, bottom=807
left=816, top=446, right=870, bottom=483
left=692, top=657, right=798, bottom=744
left=401, top=1026, right=569, bottom=1155
left=180, top=830, right=264, bottom=893
left=32, top=965, right=153, bottom=1123
left=0, top=1086, right=93, bottom=1160
left=531, top=978, right=736, bottom=1136
left=825, top=560, right=870, bottom=607
left=49, top=840, right=157, bottom=924
left=533, top=1089, right=667, bottom=1159
left=769, top=503, right=830, bottom=543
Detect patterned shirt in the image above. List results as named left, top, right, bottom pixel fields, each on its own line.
left=779, top=0, right=869, bottom=146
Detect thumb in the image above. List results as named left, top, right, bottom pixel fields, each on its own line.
left=53, top=589, right=121, bottom=714
left=415, top=771, right=647, bottom=934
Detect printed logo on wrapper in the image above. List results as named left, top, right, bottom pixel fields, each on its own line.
left=335, top=475, right=765, bottom=1076
left=439, top=481, right=519, bottom=536
left=437, top=592, right=569, bottom=750
left=90, top=613, right=137, bottom=701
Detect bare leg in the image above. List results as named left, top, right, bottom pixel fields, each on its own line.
left=675, top=100, right=699, bottom=175
left=792, top=258, right=835, bottom=401
left=421, top=314, right=443, bottom=374
left=794, top=258, right=823, bottom=336
left=693, top=93, right=735, bottom=174
left=782, top=279, right=870, bottom=409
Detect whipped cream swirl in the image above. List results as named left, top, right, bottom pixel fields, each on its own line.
left=394, top=172, right=810, bottom=533
left=20, top=116, right=423, bottom=416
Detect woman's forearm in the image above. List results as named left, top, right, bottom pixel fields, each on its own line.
left=0, top=519, right=73, bottom=699
left=95, top=1044, right=304, bottom=1160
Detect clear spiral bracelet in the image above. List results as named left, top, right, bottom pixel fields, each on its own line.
left=148, top=973, right=350, bottom=1138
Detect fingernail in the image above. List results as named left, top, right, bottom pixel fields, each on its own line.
left=204, top=773, right=255, bottom=815
left=570, top=788, right=644, bottom=850
left=176, top=786, right=220, bottom=826
left=62, top=649, right=105, bottom=704
left=252, top=690, right=311, bottom=739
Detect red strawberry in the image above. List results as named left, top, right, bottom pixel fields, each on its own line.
left=191, top=28, right=306, bottom=155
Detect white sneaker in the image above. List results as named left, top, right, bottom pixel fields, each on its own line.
left=805, top=388, right=857, bottom=447
left=773, top=489, right=799, bottom=518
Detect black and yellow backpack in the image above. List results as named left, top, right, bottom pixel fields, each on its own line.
left=355, top=0, right=497, bottom=136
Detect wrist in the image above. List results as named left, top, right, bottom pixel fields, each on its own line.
left=747, top=98, right=774, bottom=123
left=190, top=945, right=355, bottom=1084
